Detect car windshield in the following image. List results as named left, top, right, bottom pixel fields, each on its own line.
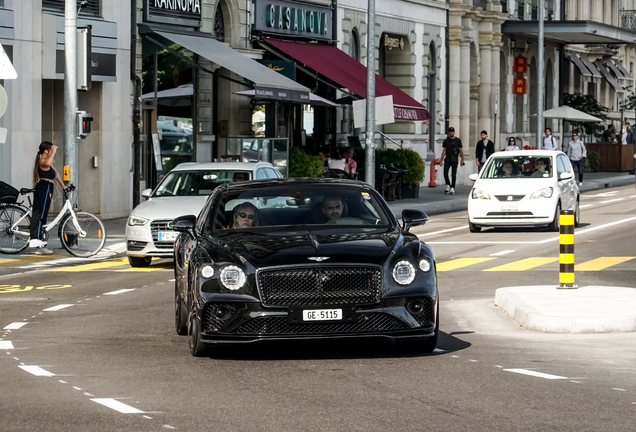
left=153, top=170, right=252, bottom=197
left=481, top=155, right=553, bottom=179
left=210, top=185, right=392, bottom=232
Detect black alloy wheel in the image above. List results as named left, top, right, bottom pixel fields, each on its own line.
left=188, top=313, right=208, bottom=357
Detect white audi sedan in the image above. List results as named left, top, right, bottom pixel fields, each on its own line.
left=126, top=161, right=282, bottom=267
left=467, top=151, right=579, bottom=233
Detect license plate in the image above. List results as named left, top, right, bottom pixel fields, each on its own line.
left=302, top=309, right=342, bottom=321
left=501, top=204, right=519, bottom=212
left=158, top=231, right=178, bottom=241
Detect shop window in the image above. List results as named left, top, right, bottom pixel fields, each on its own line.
left=350, top=28, right=360, bottom=62
left=517, top=2, right=525, bottom=20
left=501, top=0, right=508, bottom=13
left=43, top=0, right=101, bottom=17
left=531, top=6, right=537, bottom=20
left=215, top=3, right=225, bottom=43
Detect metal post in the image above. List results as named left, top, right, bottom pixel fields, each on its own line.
left=537, top=0, right=545, bottom=149
left=64, top=0, right=78, bottom=187
left=558, top=209, right=576, bottom=289
left=364, top=0, right=376, bottom=187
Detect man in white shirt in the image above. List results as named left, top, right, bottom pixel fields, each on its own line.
left=543, top=128, right=558, bottom=151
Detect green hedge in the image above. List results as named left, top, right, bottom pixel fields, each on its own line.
left=288, top=146, right=324, bottom=178
left=375, top=148, right=426, bottom=185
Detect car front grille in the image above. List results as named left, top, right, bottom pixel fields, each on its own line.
left=495, top=195, right=525, bottom=201
left=203, top=303, right=238, bottom=333
left=233, top=313, right=408, bottom=335
left=257, top=266, right=382, bottom=307
left=150, top=219, right=175, bottom=249
left=486, top=212, right=534, bottom=216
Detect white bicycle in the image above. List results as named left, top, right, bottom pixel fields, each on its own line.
left=0, top=184, right=106, bottom=257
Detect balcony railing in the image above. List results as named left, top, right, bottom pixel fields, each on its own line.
left=621, top=10, right=636, bottom=31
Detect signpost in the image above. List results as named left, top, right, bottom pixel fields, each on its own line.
left=365, top=0, right=376, bottom=187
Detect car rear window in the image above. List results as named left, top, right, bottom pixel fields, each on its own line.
left=480, top=155, right=553, bottom=179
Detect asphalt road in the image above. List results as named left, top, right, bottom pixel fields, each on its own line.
left=1, top=185, right=635, bottom=431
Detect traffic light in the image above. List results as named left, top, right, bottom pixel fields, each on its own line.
left=77, top=110, right=93, bottom=139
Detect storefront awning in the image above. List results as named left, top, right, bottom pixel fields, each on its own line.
left=502, top=20, right=636, bottom=44
left=605, top=60, right=626, bottom=84
left=593, top=59, right=624, bottom=93
left=578, top=55, right=603, bottom=83
left=234, top=89, right=340, bottom=107
left=614, top=60, right=633, bottom=80
left=146, top=28, right=310, bottom=102
left=262, top=38, right=430, bottom=121
left=568, top=54, right=595, bottom=82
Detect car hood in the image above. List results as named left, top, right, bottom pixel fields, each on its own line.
left=473, top=178, right=557, bottom=196
left=130, top=196, right=208, bottom=220
left=216, top=229, right=401, bottom=268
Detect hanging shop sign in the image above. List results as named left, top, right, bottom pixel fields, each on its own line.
left=144, top=0, right=202, bottom=27
left=253, top=0, right=333, bottom=42
left=383, top=33, right=405, bottom=51
left=512, top=77, right=527, bottom=95
left=513, top=55, right=528, bottom=74
left=255, top=86, right=310, bottom=103
left=256, top=60, right=297, bottom=80
left=513, top=55, right=528, bottom=94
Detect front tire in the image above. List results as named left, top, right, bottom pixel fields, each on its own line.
left=549, top=202, right=561, bottom=232
left=188, top=312, right=208, bottom=357
left=468, top=221, right=481, bottom=233
left=175, top=291, right=188, bottom=335
left=128, top=256, right=152, bottom=267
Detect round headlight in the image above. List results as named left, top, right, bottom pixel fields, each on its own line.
left=418, top=258, right=431, bottom=272
left=201, top=265, right=214, bottom=278
left=219, top=265, right=246, bottom=290
left=392, top=260, right=416, bottom=285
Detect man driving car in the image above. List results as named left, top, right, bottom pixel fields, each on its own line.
left=322, top=196, right=343, bottom=221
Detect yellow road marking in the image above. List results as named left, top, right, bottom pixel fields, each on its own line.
left=437, top=258, right=497, bottom=272
left=0, top=255, right=65, bottom=267
left=483, top=257, right=559, bottom=272
left=117, top=267, right=165, bottom=272
left=575, top=257, right=636, bottom=271
left=50, top=258, right=129, bottom=272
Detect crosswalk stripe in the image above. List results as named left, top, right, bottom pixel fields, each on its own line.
left=49, top=258, right=129, bottom=272
left=483, top=257, right=559, bottom=272
left=437, top=257, right=497, bottom=272
left=574, top=257, right=636, bottom=271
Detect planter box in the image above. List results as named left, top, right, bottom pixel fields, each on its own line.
left=585, top=143, right=635, bottom=172
left=402, top=184, right=420, bottom=199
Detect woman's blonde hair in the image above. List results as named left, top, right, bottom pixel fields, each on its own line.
left=232, top=202, right=259, bottom=228
left=32, top=141, right=54, bottom=187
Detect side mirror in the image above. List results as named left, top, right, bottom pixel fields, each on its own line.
left=469, top=173, right=479, bottom=182
left=559, top=172, right=574, bottom=181
left=141, top=188, right=152, bottom=199
left=172, top=214, right=197, bottom=237
left=401, top=209, right=429, bottom=232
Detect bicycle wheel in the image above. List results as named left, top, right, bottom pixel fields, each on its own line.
left=59, top=212, right=106, bottom=257
left=0, top=204, right=31, bottom=254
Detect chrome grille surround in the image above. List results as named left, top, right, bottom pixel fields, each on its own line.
left=150, top=219, right=175, bottom=249
left=495, top=195, right=526, bottom=202
left=256, top=265, right=382, bottom=307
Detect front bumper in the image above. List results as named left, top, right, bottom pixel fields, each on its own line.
left=468, top=196, right=557, bottom=227
left=196, top=297, right=438, bottom=344
left=125, top=221, right=175, bottom=257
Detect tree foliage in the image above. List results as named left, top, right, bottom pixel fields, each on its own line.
left=288, top=146, right=324, bottom=178
left=562, top=93, right=610, bottom=138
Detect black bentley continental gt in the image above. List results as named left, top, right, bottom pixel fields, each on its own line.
left=172, top=178, right=438, bottom=356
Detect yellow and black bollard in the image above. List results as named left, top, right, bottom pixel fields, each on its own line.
left=559, top=209, right=577, bottom=289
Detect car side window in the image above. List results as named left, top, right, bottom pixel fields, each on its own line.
left=556, top=155, right=569, bottom=179
left=558, top=155, right=573, bottom=173
left=255, top=169, right=267, bottom=180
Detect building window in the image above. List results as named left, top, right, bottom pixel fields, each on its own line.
left=531, top=6, right=537, bottom=20
left=42, top=0, right=101, bottom=17
left=501, top=0, right=508, bottom=13
left=350, top=28, right=360, bottom=62
left=548, top=10, right=554, bottom=21
left=518, top=2, right=525, bottom=20
left=214, top=4, right=225, bottom=42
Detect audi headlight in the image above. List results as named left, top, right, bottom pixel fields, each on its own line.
left=471, top=189, right=490, bottom=200
left=530, top=187, right=553, bottom=199
left=219, top=265, right=246, bottom=290
left=128, top=216, right=149, bottom=226
left=418, top=258, right=432, bottom=272
left=393, top=260, right=416, bottom=285
left=201, top=265, right=214, bottom=278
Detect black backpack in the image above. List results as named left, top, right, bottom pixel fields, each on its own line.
left=0, top=181, right=19, bottom=204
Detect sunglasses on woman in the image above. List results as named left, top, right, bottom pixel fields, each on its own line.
left=238, top=212, right=256, bottom=220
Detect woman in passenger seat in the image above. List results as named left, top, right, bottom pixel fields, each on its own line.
left=230, top=202, right=260, bottom=229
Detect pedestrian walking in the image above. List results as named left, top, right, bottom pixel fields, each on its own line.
left=505, top=137, right=520, bottom=151
left=29, top=141, right=67, bottom=254
left=475, top=130, right=495, bottom=173
left=440, top=127, right=464, bottom=195
left=567, top=132, right=587, bottom=186
left=543, top=128, right=559, bottom=151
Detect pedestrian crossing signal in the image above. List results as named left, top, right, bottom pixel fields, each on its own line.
left=77, top=111, right=93, bottom=139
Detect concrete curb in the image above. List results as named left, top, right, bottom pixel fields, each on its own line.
left=579, top=174, right=635, bottom=193
left=495, top=285, right=636, bottom=333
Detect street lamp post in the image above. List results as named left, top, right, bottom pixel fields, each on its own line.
left=537, top=0, right=545, bottom=149
left=64, top=0, right=78, bottom=187
left=364, top=0, right=376, bottom=187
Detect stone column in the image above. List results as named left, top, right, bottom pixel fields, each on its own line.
left=448, top=15, right=463, bottom=139
left=491, top=31, right=503, bottom=148
left=459, top=39, right=471, bottom=149
left=478, top=30, right=493, bottom=141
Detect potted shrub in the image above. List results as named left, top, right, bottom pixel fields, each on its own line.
left=375, top=148, right=425, bottom=198
left=288, top=146, right=324, bottom=178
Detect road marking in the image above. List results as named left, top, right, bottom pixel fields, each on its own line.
left=429, top=241, right=539, bottom=245
left=143, top=415, right=153, bottom=419
left=437, top=257, right=497, bottom=272
left=59, top=380, right=67, bottom=384
left=613, top=388, right=626, bottom=391
left=484, top=257, right=558, bottom=272
left=104, top=289, right=136, bottom=295
left=84, top=392, right=94, bottom=396
left=594, top=191, right=619, bottom=197
left=0, top=341, right=14, bottom=349
left=4, top=322, right=28, bottom=330
left=50, top=258, right=129, bottom=272
left=43, top=304, right=74, bottom=311
left=19, top=365, right=55, bottom=377
left=163, top=425, right=175, bottom=429
left=73, top=387, right=82, bottom=390
left=490, top=250, right=515, bottom=256
left=417, top=226, right=468, bottom=237
left=575, top=216, right=636, bottom=237
left=504, top=369, right=568, bottom=380
left=575, top=257, right=636, bottom=271
left=91, top=398, right=144, bottom=414
left=579, top=204, right=593, bottom=209
left=599, top=198, right=625, bottom=204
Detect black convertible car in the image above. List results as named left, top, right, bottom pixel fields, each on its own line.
left=172, top=178, right=438, bottom=356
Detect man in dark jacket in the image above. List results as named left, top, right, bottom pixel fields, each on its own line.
left=475, top=130, right=495, bottom=173
left=440, top=127, right=464, bottom=195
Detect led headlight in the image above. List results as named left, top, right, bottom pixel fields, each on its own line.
left=219, top=265, right=246, bottom=290
left=471, top=189, right=490, bottom=200
left=392, top=260, right=416, bottom=285
left=530, top=187, right=553, bottom=199
left=128, top=216, right=149, bottom=226
left=201, top=265, right=214, bottom=278
left=418, top=258, right=431, bottom=272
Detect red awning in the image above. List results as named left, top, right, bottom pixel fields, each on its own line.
left=264, top=38, right=430, bottom=122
